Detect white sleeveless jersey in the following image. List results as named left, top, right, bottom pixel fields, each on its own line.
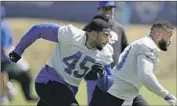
left=47, top=24, right=113, bottom=87
left=108, top=36, right=161, bottom=100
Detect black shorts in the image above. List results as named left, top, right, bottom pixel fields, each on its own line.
left=89, top=86, right=124, bottom=106
left=1, top=62, right=31, bottom=83
left=133, top=95, right=149, bottom=106
left=1, top=61, right=27, bottom=72
left=89, top=86, right=149, bottom=106
left=35, top=81, right=79, bottom=106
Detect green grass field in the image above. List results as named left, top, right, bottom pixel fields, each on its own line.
left=9, top=78, right=176, bottom=105
left=6, top=18, right=176, bottom=105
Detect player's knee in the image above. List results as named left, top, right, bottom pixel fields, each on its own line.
left=24, top=71, right=32, bottom=83
left=18, top=71, right=32, bottom=83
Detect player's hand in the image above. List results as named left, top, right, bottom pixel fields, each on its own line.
left=9, top=51, right=21, bottom=63
left=164, top=94, right=177, bottom=106
left=91, top=63, right=105, bottom=78
left=84, top=71, right=98, bottom=80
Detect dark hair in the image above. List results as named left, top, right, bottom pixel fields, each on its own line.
left=84, top=15, right=110, bottom=32
left=92, top=15, right=109, bottom=22
left=88, top=18, right=111, bottom=32
left=150, top=19, right=174, bottom=31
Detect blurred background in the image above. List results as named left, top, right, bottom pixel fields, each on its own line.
left=1, top=1, right=176, bottom=105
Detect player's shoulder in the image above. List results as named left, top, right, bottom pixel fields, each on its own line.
left=58, top=24, right=85, bottom=42
left=113, top=20, right=123, bottom=27
left=133, top=36, right=160, bottom=62
left=98, top=44, right=113, bottom=65
left=139, top=36, right=160, bottom=52
left=102, top=44, right=114, bottom=56
left=112, top=20, right=125, bottom=31
left=59, top=24, right=84, bottom=34
left=111, top=19, right=126, bottom=38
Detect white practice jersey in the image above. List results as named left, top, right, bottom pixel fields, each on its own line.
left=108, top=36, right=169, bottom=100
left=47, top=24, right=113, bottom=87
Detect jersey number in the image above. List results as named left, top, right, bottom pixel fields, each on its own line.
left=116, top=46, right=131, bottom=70
left=63, top=51, right=95, bottom=78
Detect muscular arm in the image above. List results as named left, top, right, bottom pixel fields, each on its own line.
left=137, top=54, right=169, bottom=98
left=13, top=24, right=59, bottom=56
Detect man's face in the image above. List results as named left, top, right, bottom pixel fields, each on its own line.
left=157, top=28, right=173, bottom=51
left=98, top=6, right=115, bottom=19
left=94, top=28, right=111, bottom=50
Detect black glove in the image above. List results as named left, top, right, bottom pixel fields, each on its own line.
left=84, top=71, right=98, bottom=80
left=91, top=63, right=105, bottom=78
left=9, top=51, right=21, bottom=63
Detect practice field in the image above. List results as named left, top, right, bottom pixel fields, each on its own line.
left=6, top=18, right=176, bottom=105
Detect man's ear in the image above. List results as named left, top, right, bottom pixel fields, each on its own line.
left=92, top=31, right=99, bottom=40
left=156, top=30, right=163, bottom=41
left=88, top=31, right=95, bottom=41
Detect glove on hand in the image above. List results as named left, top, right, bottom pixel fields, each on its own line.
left=9, top=51, right=21, bottom=63
left=91, top=63, right=105, bottom=78
left=164, top=94, right=177, bottom=106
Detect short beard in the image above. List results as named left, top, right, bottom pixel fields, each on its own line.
left=96, top=45, right=103, bottom=51
left=159, top=39, right=168, bottom=51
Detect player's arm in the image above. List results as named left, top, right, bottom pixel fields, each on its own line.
left=137, top=54, right=176, bottom=105
left=9, top=24, right=60, bottom=62
left=104, top=64, right=112, bottom=76
left=137, top=54, right=169, bottom=97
